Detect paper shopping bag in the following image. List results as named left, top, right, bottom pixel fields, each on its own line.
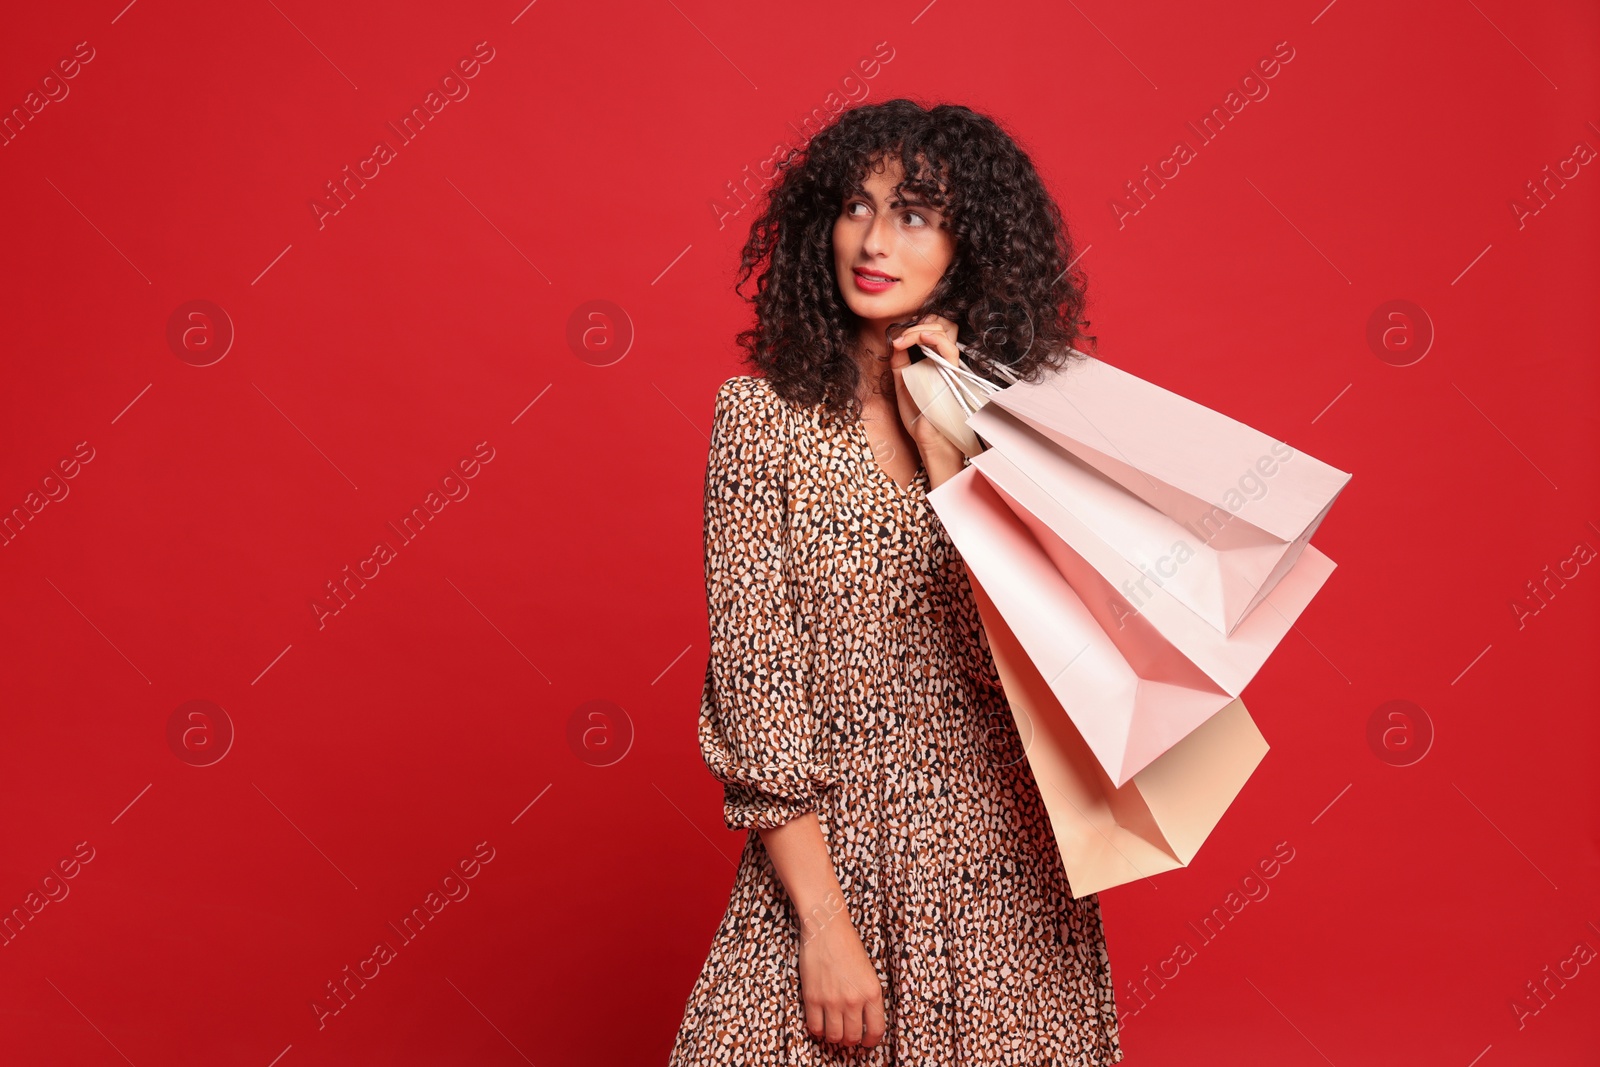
left=967, top=567, right=1269, bottom=898
left=929, top=466, right=1238, bottom=788
left=967, top=404, right=1338, bottom=701
left=979, top=354, right=1352, bottom=637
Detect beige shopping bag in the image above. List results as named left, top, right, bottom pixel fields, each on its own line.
left=968, top=569, right=1269, bottom=897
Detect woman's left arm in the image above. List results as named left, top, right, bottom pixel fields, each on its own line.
left=920, top=444, right=967, bottom=491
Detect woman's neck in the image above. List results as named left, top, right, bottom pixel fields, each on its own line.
left=850, top=327, right=896, bottom=405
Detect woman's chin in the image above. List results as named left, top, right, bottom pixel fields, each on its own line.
left=844, top=295, right=919, bottom=326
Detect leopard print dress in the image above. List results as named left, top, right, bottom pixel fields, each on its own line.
left=668, top=375, right=1123, bottom=1066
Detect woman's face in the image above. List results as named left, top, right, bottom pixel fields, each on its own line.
left=832, top=153, right=955, bottom=340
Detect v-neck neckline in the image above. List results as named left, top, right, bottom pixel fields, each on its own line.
left=852, top=417, right=927, bottom=497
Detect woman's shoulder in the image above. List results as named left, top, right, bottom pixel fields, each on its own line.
left=713, top=375, right=793, bottom=428
left=715, top=374, right=777, bottom=404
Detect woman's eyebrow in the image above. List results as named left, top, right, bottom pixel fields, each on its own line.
left=845, top=187, right=937, bottom=209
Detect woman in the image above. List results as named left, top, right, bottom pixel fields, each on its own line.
left=669, top=98, right=1122, bottom=1066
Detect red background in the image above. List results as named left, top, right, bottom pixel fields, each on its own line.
left=2, top=1, right=1596, bottom=1064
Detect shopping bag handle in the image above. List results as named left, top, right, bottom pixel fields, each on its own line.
left=905, top=342, right=1095, bottom=457
left=903, top=341, right=1023, bottom=456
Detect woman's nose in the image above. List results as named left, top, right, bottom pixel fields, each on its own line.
left=863, top=214, right=896, bottom=253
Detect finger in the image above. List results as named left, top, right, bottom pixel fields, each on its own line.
left=904, top=334, right=961, bottom=368
left=892, top=323, right=944, bottom=342
left=892, top=325, right=943, bottom=345
left=805, top=999, right=824, bottom=1039
left=908, top=315, right=958, bottom=339
left=913, top=315, right=958, bottom=343
left=864, top=996, right=888, bottom=1047
left=895, top=323, right=958, bottom=348
left=824, top=1004, right=845, bottom=1044
left=895, top=335, right=956, bottom=366
left=843, top=1002, right=866, bottom=1046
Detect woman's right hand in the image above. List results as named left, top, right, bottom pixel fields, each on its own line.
left=797, top=910, right=887, bottom=1048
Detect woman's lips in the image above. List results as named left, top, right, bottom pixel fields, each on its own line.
left=852, top=269, right=897, bottom=293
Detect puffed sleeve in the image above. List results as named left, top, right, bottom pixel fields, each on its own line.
left=696, top=377, right=840, bottom=831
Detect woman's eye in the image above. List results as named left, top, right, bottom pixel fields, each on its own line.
left=842, top=201, right=930, bottom=226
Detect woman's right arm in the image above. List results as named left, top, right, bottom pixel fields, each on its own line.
left=758, top=814, right=887, bottom=1049
left=695, top=379, right=886, bottom=1049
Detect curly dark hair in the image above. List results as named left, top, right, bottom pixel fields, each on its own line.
left=732, top=97, right=1096, bottom=427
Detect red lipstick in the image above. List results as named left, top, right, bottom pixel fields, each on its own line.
left=852, top=268, right=897, bottom=293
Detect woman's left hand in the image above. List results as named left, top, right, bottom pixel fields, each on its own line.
left=887, top=314, right=967, bottom=463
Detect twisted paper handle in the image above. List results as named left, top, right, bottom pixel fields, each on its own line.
left=906, top=341, right=1026, bottom=459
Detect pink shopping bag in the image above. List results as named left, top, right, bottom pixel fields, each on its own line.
left=919, top=349, right=1352, bottom=638
left=930, top=467, right=1243, bottom=787
left=967, top=403, right=1338, bottom=705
